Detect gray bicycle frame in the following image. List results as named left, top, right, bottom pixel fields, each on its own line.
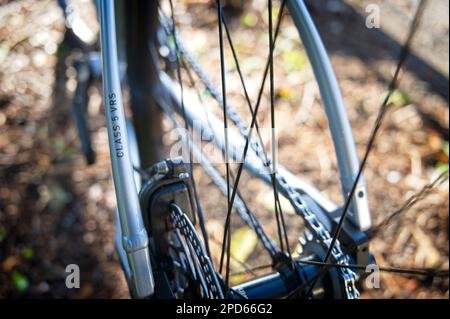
left=98, top=0, right=154, bottom=298
left=98, top=0, right=371, bottom=299
left=287, top=0, right=371, bottom=230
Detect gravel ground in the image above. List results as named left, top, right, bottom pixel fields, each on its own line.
left=0, top=0, right=448, bottom=299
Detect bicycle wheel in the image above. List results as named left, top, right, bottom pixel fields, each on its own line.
left=147, top=0, right=364, bottom=299
left=109, top=0, right=448, bottom=299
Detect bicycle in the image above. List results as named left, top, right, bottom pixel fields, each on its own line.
left=62, top=0, right=449, bottom=299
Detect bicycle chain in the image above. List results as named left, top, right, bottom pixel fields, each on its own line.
left=161, top=16, right=359, bottom=299
left=277, top=175, right=359, bottom=299
left=169, top=204, right=225, bottom=299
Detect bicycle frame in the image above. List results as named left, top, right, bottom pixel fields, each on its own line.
left=287, top=0, right=371, bottom=231
left=97, top=0, right=372, bottom=298
left=98, top=0, right=154, bottom=298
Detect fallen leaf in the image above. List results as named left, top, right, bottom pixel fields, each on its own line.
left=388, top=89, right=412, bottom=108
left=240, top=12, right=258, bottom=28
left=2, top=255, right=21, bottom=272
left=411, top=225, right=441, bottom=268
left=281, top=50, right=307, bottom=72
left=21, top=246, right=34, bottom=261
left=230, top=226, right=258, bottom=268
left=258, top=192, right=295, bottom=215
left=12, top=270, right=29, bottom=293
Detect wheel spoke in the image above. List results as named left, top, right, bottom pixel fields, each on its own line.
left=168, top=0, right=212, bottom=258
left=215, top=0, right=233, bottom=295
left=368, top=169, right=449, bottom=239
left=217, top=0, right=288, bottom=295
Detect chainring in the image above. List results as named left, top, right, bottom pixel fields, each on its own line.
left=298, top=231, right=352, bottom=299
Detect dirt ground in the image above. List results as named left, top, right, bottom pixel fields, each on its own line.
left=0, top=0, right=448, bottom=299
